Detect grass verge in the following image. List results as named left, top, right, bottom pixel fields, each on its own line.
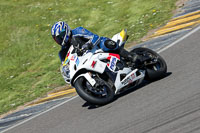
left=0, top=0, right=177, bottom=115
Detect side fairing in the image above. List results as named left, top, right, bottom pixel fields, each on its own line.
left=114, top=69, right=145, bottom=93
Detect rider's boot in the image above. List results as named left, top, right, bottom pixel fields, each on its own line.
left=119, top=48, right=142, bottom=67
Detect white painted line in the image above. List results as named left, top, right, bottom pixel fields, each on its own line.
left=2, top=25, right=200, bottom=133
left=157, top=25, right=200, bottom=53
left=1, top=95, right=79, bottom=133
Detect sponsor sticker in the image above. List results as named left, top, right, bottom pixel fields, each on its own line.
left=91, top=61, right=96, bottom=68
left=121, top=73, right=136, bottom=85
left=63, top=57, right=69, bottom=66
left=70, top=55, right=76, bottom=61
left=75, top=57, right=79, bottom=66
left=110, top=57, right=117, bottom=71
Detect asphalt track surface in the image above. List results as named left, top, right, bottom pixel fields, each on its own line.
left=4, top=27, right=200, bottom=133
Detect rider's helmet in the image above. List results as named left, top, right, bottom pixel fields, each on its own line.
left=51, top=21, right=71, bottom=46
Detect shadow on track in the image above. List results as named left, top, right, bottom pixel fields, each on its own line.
left=82, top=72, right=172, bottom=109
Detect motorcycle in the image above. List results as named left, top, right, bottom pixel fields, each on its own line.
left=62, top=29, right=167, bottom=105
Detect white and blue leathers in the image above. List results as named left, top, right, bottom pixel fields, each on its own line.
left=59, top=27, right=119, bottom=62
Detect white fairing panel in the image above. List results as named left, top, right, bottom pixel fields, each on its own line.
left=69, top=52, right=108, bottom=83
left=114, top=69, right=145, bottom=93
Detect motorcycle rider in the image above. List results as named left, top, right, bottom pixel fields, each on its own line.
left=51, top=21, right=139, bottom=83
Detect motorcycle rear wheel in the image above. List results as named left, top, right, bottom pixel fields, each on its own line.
left=131, top=47, right=167, bottom=81
left=74, top=77, right=115, bottom=105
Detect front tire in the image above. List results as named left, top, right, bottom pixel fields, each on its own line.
left=74, top=77, right=115, bottom=105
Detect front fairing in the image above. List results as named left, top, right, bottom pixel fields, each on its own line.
left=68, top=51, right=108, bottom=84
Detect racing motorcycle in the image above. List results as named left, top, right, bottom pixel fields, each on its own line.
left=62, top=29, right=167, bottom=105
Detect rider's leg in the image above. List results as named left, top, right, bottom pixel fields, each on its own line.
left=118, top=48, right=140, bottom=64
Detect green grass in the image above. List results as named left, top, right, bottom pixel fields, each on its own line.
left=0, top=0, right=177, bottom=115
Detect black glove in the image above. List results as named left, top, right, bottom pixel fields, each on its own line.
left=82, top=42, right=93, bottom=50
left=74, top=48, right=83, bottom=56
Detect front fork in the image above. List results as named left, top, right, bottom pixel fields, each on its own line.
left=84, top=72, right=111, bottom=95
left=83, top=72, right=96, bottom=86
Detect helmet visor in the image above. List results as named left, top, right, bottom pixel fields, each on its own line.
left=53, top=30, right=66, bottom=45
left=54, top=36, right=62, bottom=45
left=61, top=31, right=70, bottom=46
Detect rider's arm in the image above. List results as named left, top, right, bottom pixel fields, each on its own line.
left=58, top=45, right=70, bottom=63
left=72, top=27, right=100, bottom=47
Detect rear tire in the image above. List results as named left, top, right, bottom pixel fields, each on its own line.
left=131, top=47, right=167, bottom=81
left=74, top=77, right=115, bottom=105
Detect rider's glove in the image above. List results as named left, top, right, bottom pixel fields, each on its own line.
left=75, top=42, right=93, bottom=56
left=60, top=65, right=70, bottom=84
left=74, top=48, right=83, bottom=56
left=82, top=41, right=93, bottom=50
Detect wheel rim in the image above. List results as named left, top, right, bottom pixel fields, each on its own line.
left=141, top=51, right=163, bottom=71
left=83, top=79, right=110, bottom=98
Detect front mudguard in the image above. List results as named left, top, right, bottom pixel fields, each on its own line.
left=73, top=72, right=96, bottom=87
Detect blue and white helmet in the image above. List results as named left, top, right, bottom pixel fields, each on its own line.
left=51, top=21, right=71, bottom=46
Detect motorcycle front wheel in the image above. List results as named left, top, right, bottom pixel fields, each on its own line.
left=74, top=77, right=115, bottom=105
